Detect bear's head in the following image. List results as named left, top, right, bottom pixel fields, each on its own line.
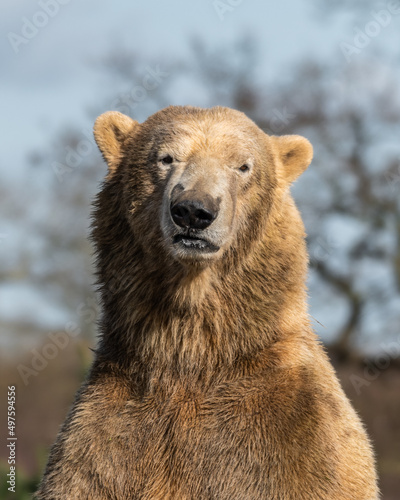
left=93, top=106, right=312, bottom=267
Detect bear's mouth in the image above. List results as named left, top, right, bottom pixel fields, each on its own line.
left=173, top=234, right=220, bottom=253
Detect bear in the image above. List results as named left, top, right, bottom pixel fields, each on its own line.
left=36, top=105, right=378, bottom=499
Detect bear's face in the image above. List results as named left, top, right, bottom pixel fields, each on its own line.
left=94, top=106, right=313, bottom=266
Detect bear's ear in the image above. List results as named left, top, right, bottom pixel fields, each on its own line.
left=271, top=135, right=313, bottom=184
left=93, top=111, right=138, bottom=174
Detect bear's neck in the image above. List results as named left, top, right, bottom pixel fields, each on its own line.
left=93, top=186, right=310, bottom=385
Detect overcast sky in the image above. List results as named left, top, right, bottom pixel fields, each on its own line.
left=3, top=0, right=400, bottom=184
left=1, top=0, right=374, bottom=183
left=2, top=0, right=400, bottom=346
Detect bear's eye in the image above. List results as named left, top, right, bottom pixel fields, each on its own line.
left=239, top=164, right=250, bottom=173
left=160, top=155, right=174, bottom=165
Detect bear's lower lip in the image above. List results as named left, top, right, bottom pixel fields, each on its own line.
left=173, top=234, right=220, bottom=253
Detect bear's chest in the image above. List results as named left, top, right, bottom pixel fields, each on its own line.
left=97, top=376, right=323, bottom=499
left=69, top=369, right=339, bottom=499
left=113, top=386, right=270, bottom=498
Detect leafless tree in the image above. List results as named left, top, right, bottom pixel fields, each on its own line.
left=4, top=37, right=399, bottom=356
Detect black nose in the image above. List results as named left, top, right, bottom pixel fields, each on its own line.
left=170, top=200, right=217, bottom=230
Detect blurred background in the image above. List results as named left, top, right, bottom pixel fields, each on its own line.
left=1, top=0, right=400, bottom=497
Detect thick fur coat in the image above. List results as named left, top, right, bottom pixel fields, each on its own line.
left=36, top=106, right=378, bottom=499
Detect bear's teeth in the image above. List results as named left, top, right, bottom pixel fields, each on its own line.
left=181, top=238, right=206, bottom=248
